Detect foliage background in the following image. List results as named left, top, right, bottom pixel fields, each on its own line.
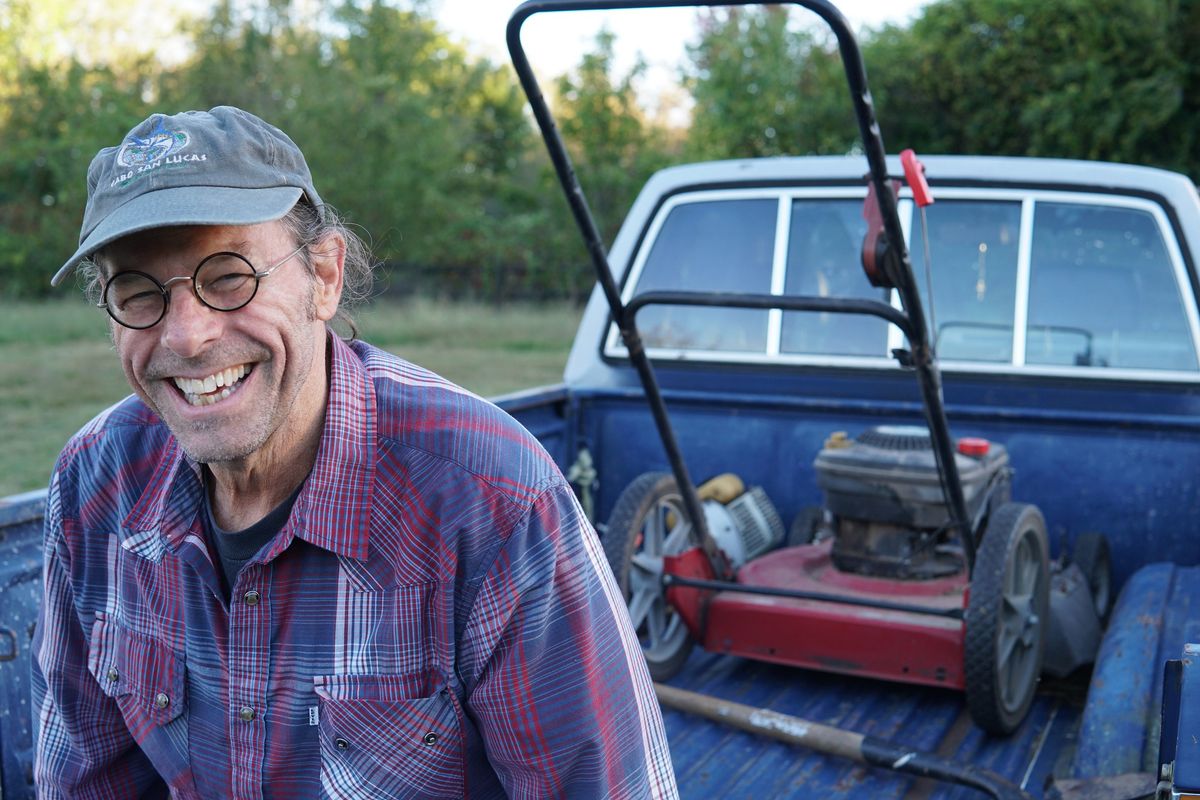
left=2, top=0, right=1197, bottom=302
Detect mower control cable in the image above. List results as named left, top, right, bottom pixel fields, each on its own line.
left=655, top=683, right=1034, bottom=800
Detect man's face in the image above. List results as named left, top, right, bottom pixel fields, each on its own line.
left=103, top=221, right=340, bottom=465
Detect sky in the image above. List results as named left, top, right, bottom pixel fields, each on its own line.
left=432, top=1, right=934, bottom=83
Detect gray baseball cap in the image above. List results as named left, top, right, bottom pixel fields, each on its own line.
left=52, top=106, right=323, bottom=286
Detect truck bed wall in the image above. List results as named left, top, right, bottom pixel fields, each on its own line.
left=0, top=491, right=46, bottom=800
left=573, top=364, right=1200, bottom=590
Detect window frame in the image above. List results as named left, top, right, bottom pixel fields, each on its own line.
left=604, top=185, right=1200, bottom=383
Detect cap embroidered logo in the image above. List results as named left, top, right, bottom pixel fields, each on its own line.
left=116, top=120, right=191, bottom=168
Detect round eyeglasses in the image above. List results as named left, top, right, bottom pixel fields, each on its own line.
left=98, top=244, right=306, bottom=330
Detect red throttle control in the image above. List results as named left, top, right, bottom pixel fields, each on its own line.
left=900, top=149, right=934, bottom=208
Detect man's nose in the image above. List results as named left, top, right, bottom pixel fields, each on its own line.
left=159, top=281, right=221, bottom=358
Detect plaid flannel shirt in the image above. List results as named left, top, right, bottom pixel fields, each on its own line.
left=32, top=335, right=677, bottom=799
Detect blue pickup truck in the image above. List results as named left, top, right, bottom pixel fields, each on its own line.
left=537, top=152, right=1200, bottom=799
left=5, top=154, right=1198, bottom=798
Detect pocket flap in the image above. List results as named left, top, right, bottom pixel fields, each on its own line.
left=312, top=671, right=443, bottom=703
left=312, top=672, right=465, bottom=797
left=87, top=614, right=186, bottom=724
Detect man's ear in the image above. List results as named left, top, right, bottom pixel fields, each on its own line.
left=310, top=232, right=346, bottom=323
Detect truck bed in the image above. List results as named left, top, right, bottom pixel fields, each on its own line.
left=658, top=561, right=1198, bottom=799
left=1, top=481, right=1176, bottom=799
left=0, top=491, right=44, bottom=799
left=660, top=649, right=1080, bottom=798
left=0, top=383, right=1191, bottom=798
left=493, top=389, right=1174, bottom=797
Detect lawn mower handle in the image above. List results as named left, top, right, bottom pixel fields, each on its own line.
left=507, top=0, right=976, bottom=575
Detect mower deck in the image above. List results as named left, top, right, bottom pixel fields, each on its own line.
left=673, top=540, right=969, bottom=689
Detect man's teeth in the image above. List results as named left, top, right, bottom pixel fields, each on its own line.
left=173, top=365, right=250, bottom=406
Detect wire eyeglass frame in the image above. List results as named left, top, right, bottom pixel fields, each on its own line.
left=98, top=244, right=307, bottom=330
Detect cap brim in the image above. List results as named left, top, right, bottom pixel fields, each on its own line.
left=52, top=185, right=305, bottom=287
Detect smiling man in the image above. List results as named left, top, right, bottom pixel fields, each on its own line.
left=31, top=106, right=677, bottom=799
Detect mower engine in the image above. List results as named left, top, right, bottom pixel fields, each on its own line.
left=814, top=425, right=1011, bottom=579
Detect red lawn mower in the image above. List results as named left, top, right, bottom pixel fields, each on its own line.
left=603, top=424, right=1049, bottom=735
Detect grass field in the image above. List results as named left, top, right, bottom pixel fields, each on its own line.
left=0, top=297, right=582, bottom=497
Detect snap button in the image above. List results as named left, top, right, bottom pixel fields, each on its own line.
left=243, top=590, right=260, bottom=606
left=154, top=693, right=170, bottom=709
left=106, top=667, right=119, bottom=683
left=422, top=732, right=438, bottom=746
left=239, top=706, right=256, bottom=722
left=335, top=737, right=349, bottom=751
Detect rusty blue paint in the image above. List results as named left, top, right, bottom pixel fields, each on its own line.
left=1073, top=562, right=1193, bottom=777
left=1158, top=643, right=1200, bottom=793
left=0, top=491, right=44, bottom=800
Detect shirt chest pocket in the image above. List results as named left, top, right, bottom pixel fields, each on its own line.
left=87, top=615, right=189, bottom=755
left=313, top=672, right=465, bottom=800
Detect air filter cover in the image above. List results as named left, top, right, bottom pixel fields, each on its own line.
left=814, top=425, right=1009, bottom=528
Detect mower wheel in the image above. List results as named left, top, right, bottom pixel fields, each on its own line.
left=964, top=502, right=1050, bottom=736
left=787, top=506, right=825, bottom=547
left=603, top=472, right=697, bottom=681
left=1072, top=532, right=1113, bottom=625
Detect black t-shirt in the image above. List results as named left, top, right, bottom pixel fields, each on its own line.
left=201, top=472, right=304, bottom=602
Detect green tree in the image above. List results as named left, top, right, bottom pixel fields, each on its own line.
left=865, top=0, right=1189, bottom=170
left=0, top=0, right=180, bottom=296
left=683, top=7, right=857, bottom=159
left=539, top=29, right=676, bottom=298
left=1173, top=0, right=1200, bottom=175
left=555, top=30, right=666, bottom=237
left=0, top=0, right=257, bottom=297
left=0, top=0, right=549, bottom=301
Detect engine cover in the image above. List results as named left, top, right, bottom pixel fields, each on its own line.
left=814, top=425, right=1010, bottom=530
left=814, top=425, right=1011, bottom=578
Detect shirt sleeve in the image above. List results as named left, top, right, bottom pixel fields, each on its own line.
left=31, top=468, right=168, bottom=799
left=461, top=479, right=679, bottom=799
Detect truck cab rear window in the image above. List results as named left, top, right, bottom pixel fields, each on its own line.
left=614, top=190, right=1199, bottom=378
left=1026, top=202, right=1195, bottom=371
left=634, top=198, right=775, bottom=352
left=911, top=200, right=1022, bottom=363
left=780, top=199, right=888, bottom=357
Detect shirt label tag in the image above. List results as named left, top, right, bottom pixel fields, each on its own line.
left=308, top=706, right=319, bottom=726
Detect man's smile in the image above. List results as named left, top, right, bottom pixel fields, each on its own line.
left=172, top=364, right=253, bottom=406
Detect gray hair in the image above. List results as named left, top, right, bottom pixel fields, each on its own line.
left=77, top=200, right=376, bottom=341
left=279, top=201, right=376, bottom=341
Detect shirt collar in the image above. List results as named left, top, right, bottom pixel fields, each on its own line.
left=289, top=333, right=375, bottom=560
left=123, top=333, right=376, bottom=561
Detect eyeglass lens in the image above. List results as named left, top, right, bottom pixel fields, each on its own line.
left=104, top=254, right=260, bottom=328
